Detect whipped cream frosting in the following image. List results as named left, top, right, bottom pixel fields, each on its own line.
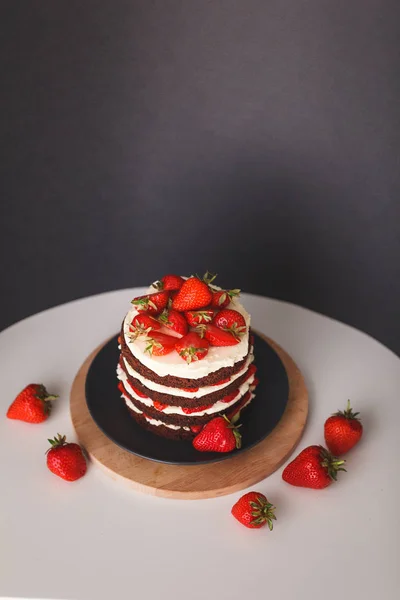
left=123, top=283, right=251, bottom=380
left=117, top=362, right=256, bottom=416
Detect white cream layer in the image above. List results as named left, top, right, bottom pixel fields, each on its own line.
left=120, top=348, right=254, bottom=399
left=117, top=362, right=256, bottom=416
left=121, top=390, right=256, bottom=431
left=123, top=283, right=251, bottom=380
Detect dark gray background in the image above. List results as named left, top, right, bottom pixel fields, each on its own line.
left=1, top=1, right=399, bottom=354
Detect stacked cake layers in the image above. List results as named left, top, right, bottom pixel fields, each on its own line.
left=117, top=284, right=257, bottom=440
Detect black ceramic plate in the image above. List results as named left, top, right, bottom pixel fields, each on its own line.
left=85, top=332, right=289, bottom=465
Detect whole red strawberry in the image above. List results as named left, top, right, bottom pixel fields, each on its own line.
left=46, top=434, right=87, bottom=482
left=324, top=400, right=363, bottom=455
left=172, top=277, right=212, bottom=311
left=213, top=308, right=246, bottom=338
left=129, top=313, right=161, bottom=340
left=175, top=332, right=209, bottom=363
left=231, top=492, right=276, bottom=529
left=7, top=384, right=58, bottom=423
left=185, top=310, right=215, bottom=326
left=211, top=288, right=240, bottom=308
left=196, top=324, right=239, bottom=346
left=144, top=331, right=176, bottom=356
left=192, top=415, right=241, bottom=452
left=131, top=291, right=169, bottom=315
left=158, top=309, right=188, bottom=337
left=153, top=274, right=184, bottom=291
left=282, top=445, right=346, bottom=489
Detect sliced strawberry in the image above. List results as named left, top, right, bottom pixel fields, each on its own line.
left=158, top=309, right=188, bottom=337
left=196, top=324, right=239, bottom=347
left=129, top=314, right=161, bottom=340
left=144, top=331, right=177, bottom=356
left=129, top=383, right=148, bottom=399
left=185, top=310, right=215, bottom=326
left=190, top=425, right=203, bottom=434
left=181, top=387, right=199, bottom=393
left=213, top=309, right=246, bottom=339
left=131, top=291, right=169, bottom=315
left=227, top=391, right=251, bottom=420
left=221, top=390, right=239, bottom=403
left=211, top=288, right=240, bottom=308
left=211, top=377, right=231, bottom=387
left=175, top=332, right=209, bottom=363
left=117, top=382, right=125, bottom=395
left=182, top=404, right=213, bottom=414
left=153, top=274, right=184, bottom=292
left=172, top=277, right=213, bottom=311
left=153, top=401, right=168, bottom=411
left=243, top=364, right=257, bottom=382
left=252, top=377, right=260, bottom=387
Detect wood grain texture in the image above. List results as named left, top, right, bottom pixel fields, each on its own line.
left=70, top=333, right=308, bottom=499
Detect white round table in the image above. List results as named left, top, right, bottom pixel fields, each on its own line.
left=1, top=290, right=399, bottom=600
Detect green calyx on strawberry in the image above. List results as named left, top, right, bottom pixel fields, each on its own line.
left=46, top=433, right=68, bottom=452
left=185, top=310, right=215, bottom=326
left=131, top=291, right=169, bottom=315
left=195, top=324, right=240, bottom=346
left=174, top=332, right=209, bottom=364
left=144, top=331, right=176, bottom=356
left=211, top=288, right=241, bottom=308
left=231, top=492, right=277, bottom=530
left=213, top=308, right=246, bottom=339
left=158, top=309, right=188, bottom=337
left=282, top=445, right=346, bottom=489
left=129, top=314, right=161, bottom=340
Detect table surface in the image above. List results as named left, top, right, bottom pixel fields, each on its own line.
left=1, top=289, right=399, bottom=600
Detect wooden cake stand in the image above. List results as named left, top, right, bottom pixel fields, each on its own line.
left=70, top=333, right=308, bottom=499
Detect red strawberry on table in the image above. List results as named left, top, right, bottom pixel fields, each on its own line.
left=158, top=309, right=188, bottom=337
left=282, top=445, right=346, bottom=489
left=144, top=331, right=177, bottom=356
left=185, top=310, right=215, bottom=326
left=192, top=415, right=241, bottom=452
left=131, top=291, right=169, bottom=315
left=213, top=308, right=246, bottom=338
left=130, top=314, right=161, bottom=340
left=211, top=288, right=240, bottom=308
left=175, top=332, right=209, bottom=363
left=152, top=274, right=184, bottom=291
left=324, top=400, right=363, bottom=455
left=231, top=492, right=277, bottom=530
left=196, top=324, right=239, bottom=346
left=46, top=434, right=87, bottom=482
left=6, top=384, right=58, bottom=423
left=172, top=277, right=213, bottom=311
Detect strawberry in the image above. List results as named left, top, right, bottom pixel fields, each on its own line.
left=196, top=324, right=239, bottom=346
left=231, top=492, right=276, bottom=530
left=6, top=384, right=58, bottom=423
left=211, top=376, right=231, bottom=387
left=131, top=291, right=169, bottom=315
left=324, top=400, right=363, bottom=455
left=282, top=445, right=346, bottom=489
left=172, top=277, right=212, bottom=312
left=190, top=425, right=203, bottom=434
left=153, top=274, right=184, bottom=291
left=144, top=331, right=176, bottom=356
left=182, top=404, right=213, bottom=414
left=181, top=386, right=199, bottom=393
left=221, top=390, right=239, bottom=403
left=46, top=434, right=87, bottom=482
left=154, top=401, right=168, bottom=411
left=185, top=310, right=215, bottom=326
left=129, top=383, right=148, bottom=399
left=117, top=382, right=126, bottom=395
left=243, top=364, right=257, bottom=382
left=129, top=314, right=161, bottom=340
left=211, top=288, right=240, bottom=308
left=158, top=309, right=188, bottom=337
left=227, top=391, right=251, bottom=421
left=213, top=309, right=246, bottom=338
left=192, top=415, right=241, bottom=452
left=175, top=332, right=209, bottom=364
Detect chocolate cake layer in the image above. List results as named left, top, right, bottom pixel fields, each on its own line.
left=126, top=408, right=194, bottom=441
left=119, top=357, right=255, bottom=407
left=120, top=326, right=252, bottom=388
left=121, top=381, right=252, bottom=426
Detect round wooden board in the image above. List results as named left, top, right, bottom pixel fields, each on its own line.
left=70, top=333, right=308, bottom=499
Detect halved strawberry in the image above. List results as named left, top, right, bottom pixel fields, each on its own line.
left=243, top=364, right=257, bottom=382
left=175, top=332, right=209, bottom=364
left=144, top=331, right=176, bottom=356
left=185, top=310, right=215, bottom=326
left=211, top=377, right=231, bottom=387
left=213, top=309, right=246, bottom=339
left=154, top=400, right=168, bottom=411
left=190, top=425, right=203, bottom=434
left=227, top=391, right=251, bottom=420
left=182, top=404, right=213, bottom=414
left=196, top=324, right=239, bottom=347
left=211, top=288, right=240, bottom=308
left=172, top=277, right=213, bottom=311
left=129, top=314, right=161, bottom=340
left=117, top=382, right=125, bottom=395
left=129, top=383, right=148, bottom=399
left=152, top=274, right=185, bottom=292
left=181, top=387, right=199, bottom=393
left=158, top=309, right=188, bottom=337
left=221, top=390, right=239, bottom=403
left=131, top=291, right=169, bottom=315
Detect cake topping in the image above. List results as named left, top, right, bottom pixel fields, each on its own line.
left=213, top=308, right=246, bottom=339
left=158, top=309, right=188, bottom=337
left=144, top=331, right=177, bottom=356
left=131, top=291, right=169, bottom=314
left=174, top=332, right=209, bottom=364
left=211, top=288, right=241, bottom=308
left=129, top=314, right=161, bottom=340
left=152, top=274, right=184, bottom=291
left=185, top=310, right=215, bottom=326
left=171, top=277, right=213, bottom=311
left=196, top=324, right=241, bottom=346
